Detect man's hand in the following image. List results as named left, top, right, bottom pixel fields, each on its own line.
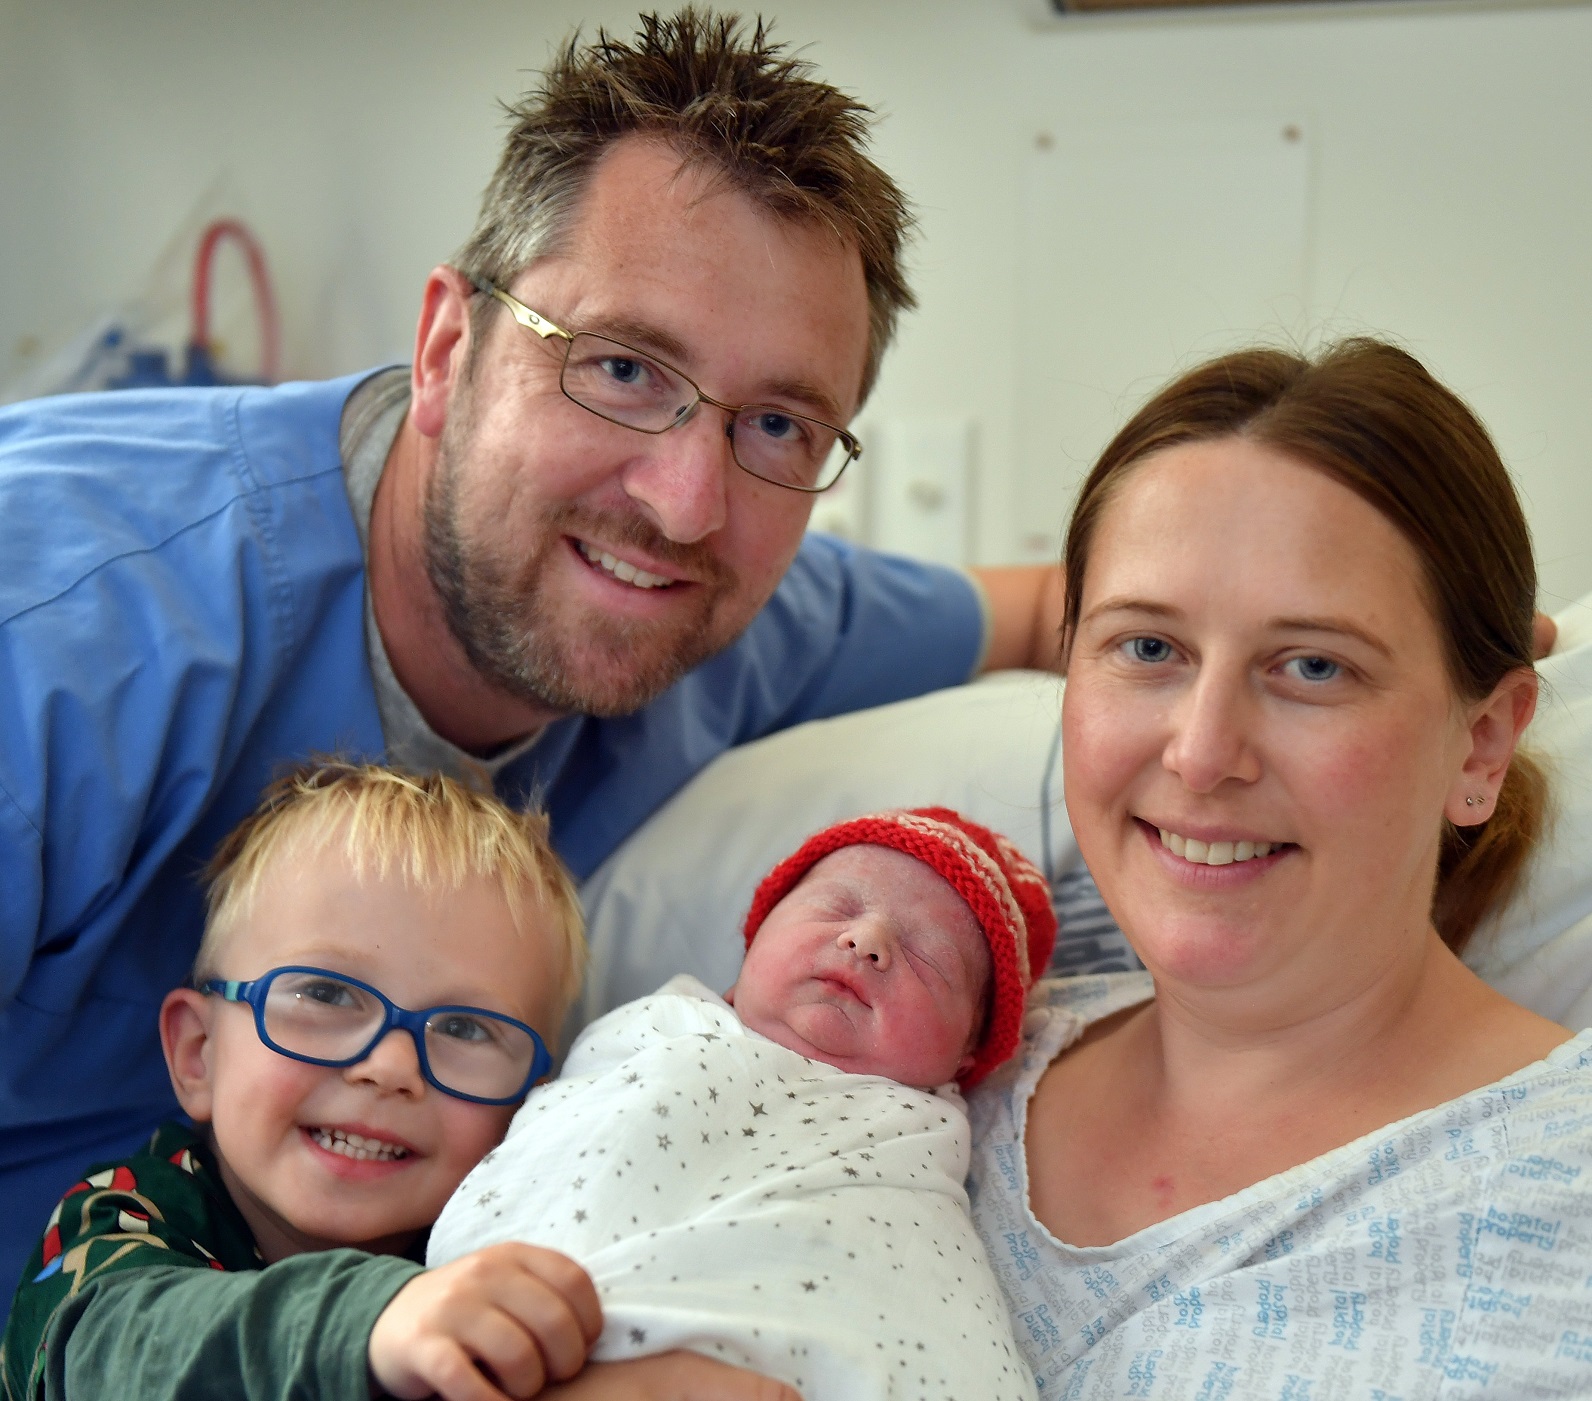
left=970, top=565, right=1066, bottom=673
left=370, top=1243, right=603, bottom=1401
left=539, top=1354, right=801, bottom=1401
left=1534, top=611, right=1557, bottom=661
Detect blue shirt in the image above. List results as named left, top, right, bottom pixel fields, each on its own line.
left=0, top=372, right=984, bottom=1310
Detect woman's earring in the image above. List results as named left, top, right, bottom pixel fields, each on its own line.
left=1465, top=795, right=1489, bottom=808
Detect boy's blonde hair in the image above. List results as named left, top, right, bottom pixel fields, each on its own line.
left=198, top=762, right=586, bottom=1021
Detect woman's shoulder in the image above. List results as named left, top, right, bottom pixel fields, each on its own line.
left=1520, top=1024, right=1592, bottom=1076
left=1477, top=1026, right=1592, bottom=1148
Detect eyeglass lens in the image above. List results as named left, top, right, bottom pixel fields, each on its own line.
left=560, top=332, right=851, bottom=491
left=261, top=970, right=536, bottom=1101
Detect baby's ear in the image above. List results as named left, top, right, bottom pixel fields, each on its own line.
left=723, top=984, right=737, bottom=1007
left=160, top=987, right=217, bottom=1123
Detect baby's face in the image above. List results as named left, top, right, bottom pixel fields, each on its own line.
left=164, top=841, right=569, bottom=1262
left=733, top=845, right=991, bottom=1088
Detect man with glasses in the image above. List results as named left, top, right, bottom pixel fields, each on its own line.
left=0, top=10, right=1062, bottom=1347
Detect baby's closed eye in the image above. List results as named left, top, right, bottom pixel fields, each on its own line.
left=902, top=938, right=955, bottom=986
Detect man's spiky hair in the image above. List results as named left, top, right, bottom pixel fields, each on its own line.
left=454, top=8, right=915, bottom=401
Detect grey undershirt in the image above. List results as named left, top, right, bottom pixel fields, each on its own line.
left=338, top=368, right=542, bottom=787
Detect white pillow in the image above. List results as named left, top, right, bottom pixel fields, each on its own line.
left=576, top=670, right=1070, bottom=1027
left=579, top=599, right=1592, bottom=1034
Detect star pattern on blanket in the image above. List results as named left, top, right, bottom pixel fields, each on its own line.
left=430, top=981, right=1034, bottom=1401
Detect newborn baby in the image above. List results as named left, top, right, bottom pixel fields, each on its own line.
left=430, top=808, right=1056, bottom=1400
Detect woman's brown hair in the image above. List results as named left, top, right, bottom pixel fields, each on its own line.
left=1061, top=338, right=1545, bottom=953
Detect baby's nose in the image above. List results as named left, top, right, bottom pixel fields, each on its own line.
left=837, top=921, right=892, bottom=970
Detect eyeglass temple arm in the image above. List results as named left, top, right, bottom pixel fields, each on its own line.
left=469, top=277, right=570, bottom=342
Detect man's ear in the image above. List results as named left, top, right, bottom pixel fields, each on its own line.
left=1444, top=666, right=1539, bottom=826
left=409, top=266, right=477, bottom=440
left=160, top=988, right=218, bottom=1124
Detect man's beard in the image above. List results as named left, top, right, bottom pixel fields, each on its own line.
left=421, top=409, right=744, bottom=719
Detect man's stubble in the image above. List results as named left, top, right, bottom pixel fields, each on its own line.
left=421, top=394, right=749, bottom=720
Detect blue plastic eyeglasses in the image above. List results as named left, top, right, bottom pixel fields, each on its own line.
left=203, top=965, right=551, bottom=1105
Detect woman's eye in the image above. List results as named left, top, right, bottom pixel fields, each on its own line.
left=1122, top=636, right=1173, bottom=664
left=1285, top=655, right=1341, bottom=683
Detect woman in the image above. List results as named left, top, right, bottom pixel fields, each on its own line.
left=967, top=339, right=1592, bottom=1396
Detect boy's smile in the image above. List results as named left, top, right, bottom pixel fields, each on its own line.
left=161, top=834, right=569, bottom=1263
left=306, top=1125, right=416, bottom=1165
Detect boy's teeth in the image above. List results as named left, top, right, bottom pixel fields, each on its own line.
left=1157, top=828, right=1275, bottom=866
left=577, top=541, right=673, bottom=590
left=310, top=1128, right=409, bottom=1162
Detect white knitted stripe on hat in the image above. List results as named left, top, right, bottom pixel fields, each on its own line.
left=876, top=810, right=1031, bottom=986
left=991, top=829, right=1051, bottom=905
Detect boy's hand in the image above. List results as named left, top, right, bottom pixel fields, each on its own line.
left=370, top=1243, right=603, bottom=1400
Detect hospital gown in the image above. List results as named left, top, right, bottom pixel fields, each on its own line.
left=431, top=976, right=1034, bottom=1401
left=968, top=972, right=1592, bottom=1399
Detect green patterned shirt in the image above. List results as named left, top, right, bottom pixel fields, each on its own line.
left=1, top=1123, right=421, bottom=1400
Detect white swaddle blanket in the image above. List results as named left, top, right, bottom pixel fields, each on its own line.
left=429, top=975, right=1035, bottom=1400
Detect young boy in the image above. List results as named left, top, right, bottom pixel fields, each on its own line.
left=1, top=763, right=597, bottom=1401
left=431, top=808, right=1058, bottom=1401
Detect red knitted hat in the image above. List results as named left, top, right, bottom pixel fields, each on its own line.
left=742, top=807, right=1057, bottom=1089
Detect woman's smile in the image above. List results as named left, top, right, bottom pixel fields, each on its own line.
left=1135, top=818, right=1295, bottom=884
left=1145, top=820, right=1288, bottom=866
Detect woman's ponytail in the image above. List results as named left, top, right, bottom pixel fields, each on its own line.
left=1434, top=749, right=1549, bottom=953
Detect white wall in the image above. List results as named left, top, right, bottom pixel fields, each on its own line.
left=4, top=0, right=1591, bottom=603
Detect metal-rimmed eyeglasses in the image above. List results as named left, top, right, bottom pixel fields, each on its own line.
left=203, top=966, right=551, bottom=1106
left=471, top=276, right=862, bottom=494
